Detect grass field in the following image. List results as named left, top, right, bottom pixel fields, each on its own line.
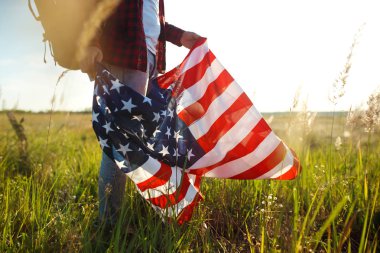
left=0, top=110, right=379, bottom=252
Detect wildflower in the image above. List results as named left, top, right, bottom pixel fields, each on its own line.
left=268, top=195, right=272, bottom=200
left=335, top=136, right=342, bottom=150
left=105, top=183, right=113, bottom=195
left=343, top=130, right=351, bottom=138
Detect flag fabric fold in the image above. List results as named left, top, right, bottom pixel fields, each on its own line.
left=92, top=38, right=301, bottom=224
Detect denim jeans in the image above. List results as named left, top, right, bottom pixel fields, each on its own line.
left=98, top=51, right=157, bottom=223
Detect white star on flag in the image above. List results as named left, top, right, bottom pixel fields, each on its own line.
left=167, top=109, right=174, bottom=119
left=99, top=137, right=109, bottom=149
left=102, top=121, right=113, bottom=134
left=160, top=110, right=166, bottom=117
left=115, top=159, right=127, bottom=169
left=153, top=127, right=161, bottom=137
left=152, top=112, right=160, bottom=122
left=159, top=145, right=170, bottom=156
left=143, top=97, right=152, bottom=106
left=117, top=143, right=132, bottom=156
left=165, top=127, right=172, bottom=138
left=147, top=142, right=155, bottom=151
left=110, top=79, right=124, bottom=93
left=174, top=130, right=183, bottom=142
left=132, top=115, right=144, bottom=121
left=187, top=149, right=195, bottom=161
left=173, top=148, right=180, bottom=158
left=92, top=111, right=99, bottom=123
left=121, top=98, right=137, bottom=113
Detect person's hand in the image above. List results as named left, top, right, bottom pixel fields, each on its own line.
left=79, top=46, right=103, bottom=78
left=180, top=32, right=201, bottom=49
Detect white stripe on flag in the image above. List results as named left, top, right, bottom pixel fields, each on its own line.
left=176, top=59, right=225, bottom=114
left=203, top=132, right=281, bottom=178
left=256, top=146, right=294, bottom=179
left=180, top=42, right=209, bottom=75
left=189, top=105, right=262, bottom=170
left=126, top=157, right=161, bottom=184
left=187, top=80, right=244, bottom=140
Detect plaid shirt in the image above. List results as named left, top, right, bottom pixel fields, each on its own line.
left=97, top=0, right=184, bottom=74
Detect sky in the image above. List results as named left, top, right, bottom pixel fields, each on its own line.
left=0, top=0, right=379, bottom=112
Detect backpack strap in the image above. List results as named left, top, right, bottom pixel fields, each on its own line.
left=28, top=0, right=40, bottom=21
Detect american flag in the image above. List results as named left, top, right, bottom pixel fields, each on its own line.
left=92, top=38, right=301, bottom=224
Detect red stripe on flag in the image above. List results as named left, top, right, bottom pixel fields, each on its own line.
left=178, top=69, right=234, bottom=126
left=177, top=193, right=203, bottom=225
left=157, top=38, right=208, bottom=89
left=193, top=175, right=202, bottom=192
left=196, top=93, right=253, bottom=153
left=180, top=51, right=216, bottom=89
left=231, top=142, right=287, bottom=179
left=275, top=150, right=302, bottom=180
left=157, top=67, right=178, bottom=89
left=191, top=118, right=271, bottom=176
left=136, top=163, right=172, bottom=192
left=172, top=52, right=217, bottom=98
left=148, top=175, right=191, bottom=209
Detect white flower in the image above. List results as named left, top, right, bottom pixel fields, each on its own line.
left=343, top=131, right=351, bottom=138
left=335, top=136, right=342, bottom=150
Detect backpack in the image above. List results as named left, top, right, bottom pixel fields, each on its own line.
left=28, top=0, right=99, bottom=70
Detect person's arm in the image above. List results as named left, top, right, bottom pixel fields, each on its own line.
left=165, top=22, right=200, bottom=49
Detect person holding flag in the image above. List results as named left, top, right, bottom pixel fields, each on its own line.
left=79, top=0, right=200, bottom=225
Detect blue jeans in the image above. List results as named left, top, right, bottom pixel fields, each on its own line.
left=98, top=51, right=157, bottom=223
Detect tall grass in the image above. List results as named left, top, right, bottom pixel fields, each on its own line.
left=0, top=111, right=379, bottom=252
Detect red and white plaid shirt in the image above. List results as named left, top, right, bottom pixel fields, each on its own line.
left=97, top=0, right=184, bottom=74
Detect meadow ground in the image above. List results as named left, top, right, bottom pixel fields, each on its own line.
left=0, top=111, right=379, bottom=252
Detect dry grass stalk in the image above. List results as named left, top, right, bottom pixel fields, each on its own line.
left=286, top=95, right=318, bottom=145
left=6, top=111, right=30, bottom=173
left=329, top=24, right=365, bottom=105
left=346, top=90, right=380, bottom=133
left=363, top=90, right=380, bottom=133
